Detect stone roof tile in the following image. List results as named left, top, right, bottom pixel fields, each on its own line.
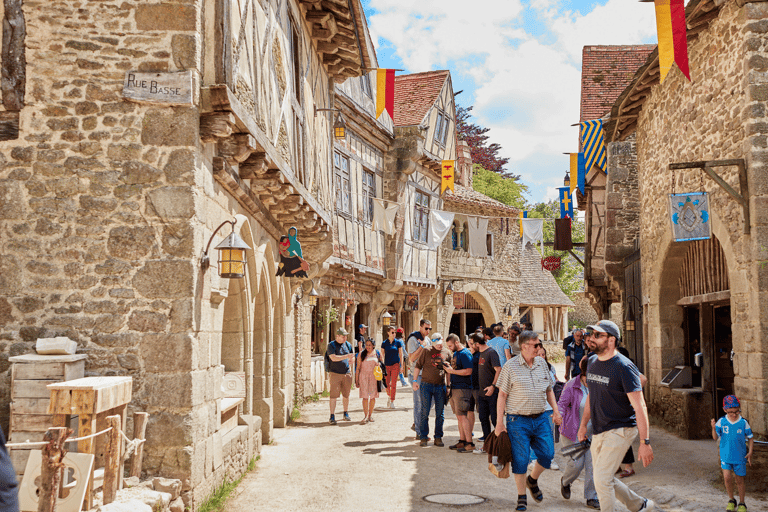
left=518, top=245, right=574, bottom=307
left=443, top=184, right=518, bottom=214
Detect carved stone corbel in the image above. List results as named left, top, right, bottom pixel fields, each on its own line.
left=200, top=112, right=236, bottom=142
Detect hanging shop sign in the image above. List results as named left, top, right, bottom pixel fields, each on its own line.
left=453, top=292, right=465, bottom=309
left=669, top=192, right=711, bottom=242
left=542, top=256, right=561, bottom=272
left=404, top=292, right=420, bottom=311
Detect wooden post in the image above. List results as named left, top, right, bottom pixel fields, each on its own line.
left=130, top=412, right=149, bottom=478
left=103, top=415, right=121, bottom=505
left=38, top=427, right=69, bottom=512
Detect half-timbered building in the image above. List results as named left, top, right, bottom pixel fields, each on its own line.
left=0, top=0, right=374, bottom=506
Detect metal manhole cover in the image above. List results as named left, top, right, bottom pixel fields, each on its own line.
left=423, top=493, right=486, bottom=506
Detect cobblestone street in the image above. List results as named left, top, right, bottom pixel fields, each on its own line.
left=225, top=384, right=767, bottom=512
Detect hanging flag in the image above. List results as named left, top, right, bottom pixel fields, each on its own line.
left=569, top=152, right=586, bottom=195
left=376, top=69, right=396, bottom=119
left=554, top=218, right=573, bottom=251
left=441, top=160, right=455, bottom=194
left=558, top=187, right=573, bottom=219
left=580, top=120, right=607, bottom=173
left=654, top=0, right=690, bottom=83
left=518, top=210, right=528, bottom=237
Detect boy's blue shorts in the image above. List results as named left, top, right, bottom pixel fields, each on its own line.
left=721, top=461, right=747, bottom=477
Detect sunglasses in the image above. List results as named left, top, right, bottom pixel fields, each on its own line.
left=424, top=327, right=432, bottom=331
left=525, top=342, right=543, bottom=348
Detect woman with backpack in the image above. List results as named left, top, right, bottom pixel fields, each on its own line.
left=357, top=338, right=383, bottom=424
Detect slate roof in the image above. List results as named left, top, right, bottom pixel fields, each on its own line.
left=580, top=45, right=655, bottom=122
left=443, top=184, right=518, bottom=214
left=393, top=70, right=450, bottom=127
left=518, top=244, right=574, bottom=307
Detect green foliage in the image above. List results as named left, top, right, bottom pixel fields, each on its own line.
left=306, top=392, right=321, bottom=403
left=290, top=406, right=301, bottom=422
left=472, top=165, right=528, bottom=209
left=198, top=457, right=259, bottom=512
left=527, top=200, right=586, bottom=299
left=321, top=390, right=330, bottom=398
left=247, top=456, right=259, bottom=471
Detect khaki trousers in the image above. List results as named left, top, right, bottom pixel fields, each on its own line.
left=590, top=427, right=646, bottom=512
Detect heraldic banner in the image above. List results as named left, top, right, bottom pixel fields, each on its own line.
left=668, top=192, right=711, bottom=242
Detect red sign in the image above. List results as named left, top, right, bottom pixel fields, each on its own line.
left=453, top=292, right=465, bottom=309
left=542, top=256, right=561, bottom=272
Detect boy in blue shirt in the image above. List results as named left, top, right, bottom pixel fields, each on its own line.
left=711, top=395, right=754, bottom=512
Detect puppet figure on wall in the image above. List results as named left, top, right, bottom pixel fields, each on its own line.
left=276, top=226, right=309, bottom=278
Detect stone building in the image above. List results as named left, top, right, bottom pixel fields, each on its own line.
left=601, top=0, right=768, bottom=439
left=436, top=140, right=521, bottom=338
left=0, top=0, right=373, bottom=506
left=518, top=245, right=574, bottom=341
left=577, top=44, right=653, bottom=367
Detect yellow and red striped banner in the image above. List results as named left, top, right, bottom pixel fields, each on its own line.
left=654, top=0, right=690, bottom=83
left=376, top=69, right=396, bottom=119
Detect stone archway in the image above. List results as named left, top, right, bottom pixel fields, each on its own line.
left=253, top=269, right=274, bottom=443
left=441, top=282, right=499, bottom=336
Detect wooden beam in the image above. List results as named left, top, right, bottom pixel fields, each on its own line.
left=129, top=412, right=148, bottom=479
left=0, top=111, right=19, bottom=141
left=2, top=0, right=26, bottom=111
left=200, top=112, right=236, bottom=142
left=102, top=415, right=121, bottom=505
left=39, top=428, right=68, bottom=512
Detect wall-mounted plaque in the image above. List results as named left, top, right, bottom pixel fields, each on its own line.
left=453, top=292, right=465, bottom=309
left=123, top=71, right=194, bottom=106
left=404, top=292, right=419, bottom=311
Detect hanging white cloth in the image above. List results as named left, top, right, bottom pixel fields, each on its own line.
left=372, top=198, right=398, bottom=235
left=467, top=216, right=489, bottom=257
left=521, top=218, right=544, bottom=252
left=428, top=211, right=455, bottom=250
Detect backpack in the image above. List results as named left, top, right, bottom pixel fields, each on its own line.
left=324, top=341, right=350, bottom=372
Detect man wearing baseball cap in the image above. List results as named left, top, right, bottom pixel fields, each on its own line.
left=577, top=320, right=655, bottom=512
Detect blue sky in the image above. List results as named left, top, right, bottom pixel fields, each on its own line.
left=361, top=0, right=658, bottom=204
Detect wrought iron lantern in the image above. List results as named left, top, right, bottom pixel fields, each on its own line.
left=333, top=112, right=347, bottom=140
left=443, top=281, right=453, bottom=306
left=563, top=170, right=571, bottom=189
left=505, top=303, right=513, bottom=325
left=308, top=282, right=319, bottom=307
left=382, top=310, right=393, bottom=327
left=201, top=220, right=251, bottom=279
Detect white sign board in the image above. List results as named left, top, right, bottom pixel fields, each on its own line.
left=122, top=71, right=193, bottom=105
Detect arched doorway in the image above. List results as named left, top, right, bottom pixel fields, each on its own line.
left=448, top=291, right=495, bottom=338
left=253, top=271, right=274, bottom=443
left=653, top=233, right=732, bottom=437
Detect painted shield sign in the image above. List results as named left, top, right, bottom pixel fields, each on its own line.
left=453, top=292, right=465, bottom=309
left=669, top=192, right=711, bottom=242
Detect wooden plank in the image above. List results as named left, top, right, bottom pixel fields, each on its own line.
left=130, top=412, right=149, bottom=479
left=9, top=431, right=45, bottom=443
left=39, top=428, right=69, bottom=512
left=13, top=414, right=54, bottom=432
left=13, top=380, right=60, bottom=399
left=11, top=398, right=51, bottom=415
left=13, top=363, right=65, bottom=380
left=64, top=360, right=85, bottom=381
left=9, top=448, right=30, bottom=476
left=102, top=416, right=121, bottom=505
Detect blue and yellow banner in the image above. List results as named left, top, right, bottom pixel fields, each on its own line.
left=569, top=152, right=585, bottom=195
left=580, top=119, right=607, bottom=173
left=518, top=210, right=527, bottom=237
left=558, top=187, right=573, bottom=219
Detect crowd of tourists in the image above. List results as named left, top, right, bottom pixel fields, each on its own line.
left=324, top=318, right=755, bottom=512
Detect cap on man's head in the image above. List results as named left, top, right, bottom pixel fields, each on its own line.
left=358, top=324, right=368, bottom=330
left=723, top=394, right=740, bottom=409
left=396, top=327, right=404, bottom=334
left=336, top=327, right=349, bottom=336
left=431, top=333, right=444, bottom=344
left=586, top=320, right=621, bottom=341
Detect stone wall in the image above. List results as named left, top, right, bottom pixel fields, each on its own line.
left=636, top=0, right=767, bottom=436
left=568, top=293, right=598, bottom=328
left=604, top=134, right=640, bottom=282
left=436, top=200, right=520, bottom=335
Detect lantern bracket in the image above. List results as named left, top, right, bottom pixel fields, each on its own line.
left=201, top=219, right=237, bottom=272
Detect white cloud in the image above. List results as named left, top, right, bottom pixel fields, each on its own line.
left=367, top=0, right=657, bottom=203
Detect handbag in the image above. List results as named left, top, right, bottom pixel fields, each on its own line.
left=373, top=365, right=383, bottom=381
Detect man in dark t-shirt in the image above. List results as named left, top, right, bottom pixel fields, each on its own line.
left=578, top=320, right=655, bottom=512
left=473, top=332, right=501, bottom=443
left=445, top=334, right=474, bottom=452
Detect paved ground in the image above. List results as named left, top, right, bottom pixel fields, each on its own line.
left=227, top=379, right=768, bottom=512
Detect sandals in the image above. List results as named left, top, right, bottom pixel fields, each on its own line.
left=618, top=469, right=635, bottom=478
left=516, top=495, right=527, bottom=511
left=526, top=475, right=543, bottom=502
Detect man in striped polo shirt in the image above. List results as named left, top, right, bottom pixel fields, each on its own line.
left=494, top=330, right=562, bottom=512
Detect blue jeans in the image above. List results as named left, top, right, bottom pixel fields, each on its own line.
left=409, top=375, right=422, bottom=436
left=530, top=410, right=554, bottom=461
left=508, top=413, right=554, bottom=474
left=419, top=382, right=446, bottom=440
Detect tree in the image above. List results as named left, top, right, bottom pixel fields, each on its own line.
left=456, top=105, right=515, bottom=177
left=472, top=165, right=528, bottom=209
left=527, top=200, right=586, bottom=299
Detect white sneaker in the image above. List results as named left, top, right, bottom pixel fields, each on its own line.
left=387, top=400, right=392, bottom=408
left=639, top=498, right=655, bottom=511
left=550, top=460, right=560, bottom=470
left=390, top=401, right=396, bottom=409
